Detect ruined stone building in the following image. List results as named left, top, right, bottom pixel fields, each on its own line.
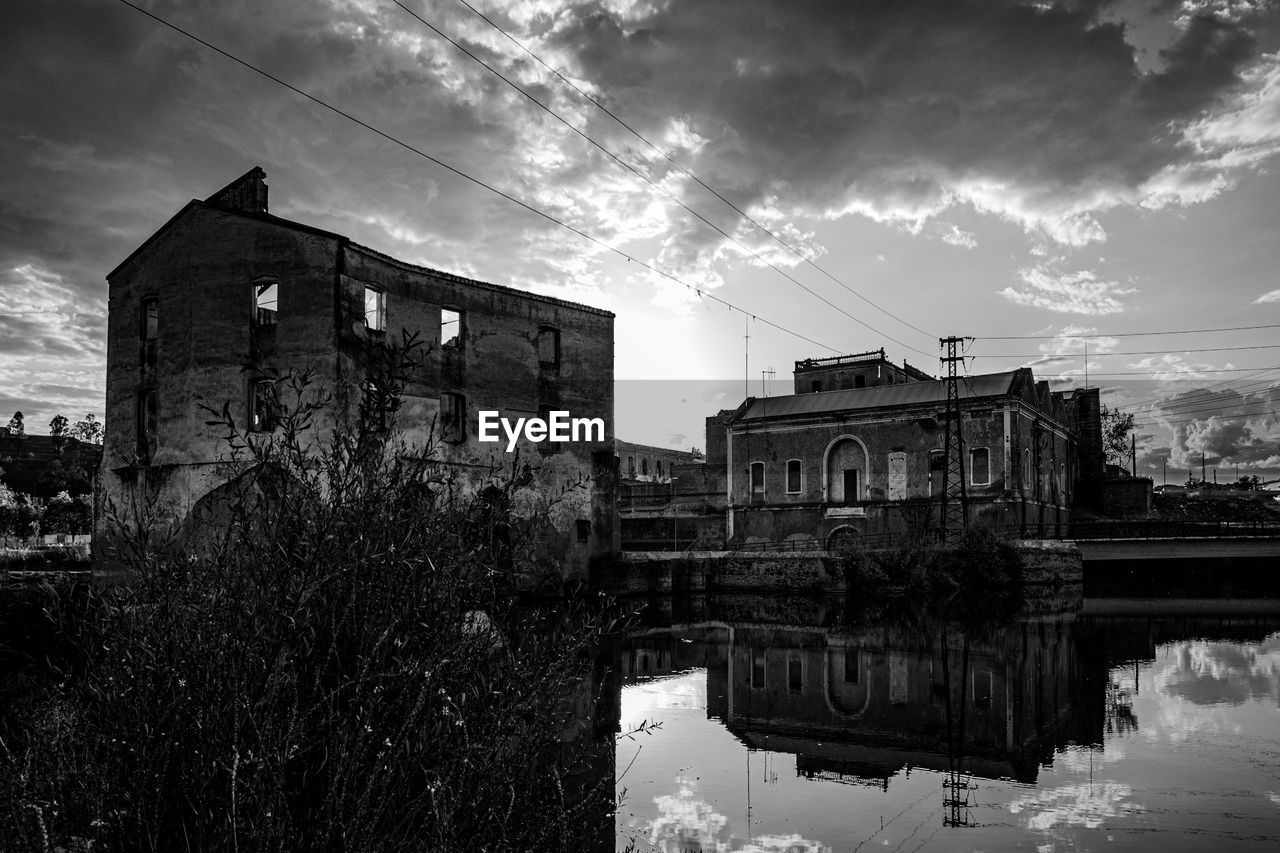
left=615, top=439, right=698, bottom=485
left=717, top=349, right=1101, bottom=547
left=614, top=439, right=715, bottom=550
left=103, top=168, right=616, bottom=578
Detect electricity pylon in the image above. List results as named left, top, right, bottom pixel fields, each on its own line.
left=939, top=336, right=971, bottom=543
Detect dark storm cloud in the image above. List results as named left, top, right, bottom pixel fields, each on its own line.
left=548, top=0, right=1278, bottom=248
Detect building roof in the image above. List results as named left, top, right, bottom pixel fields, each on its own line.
left=108, top=168, right=614, bottom=318
left=734, top=371, right=1022, bottom=422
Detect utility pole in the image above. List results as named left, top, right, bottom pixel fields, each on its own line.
left=940, top=336, right=971, bottom=543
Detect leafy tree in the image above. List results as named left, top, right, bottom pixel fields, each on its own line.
left=69, top=413, right=102, bottom=445
left=5, top=411, right=23, bottom=436
left=48, top=414, right=69, bottom=439
left=1100, top=404, right=1135, bottom=468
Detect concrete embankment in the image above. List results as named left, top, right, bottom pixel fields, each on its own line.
left=597, top=539, right=1082, bottom=595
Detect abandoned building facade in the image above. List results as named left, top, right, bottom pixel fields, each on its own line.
left=103, top=168, right=616, bottom=577
left=711, top=350, right=1101, bottom=547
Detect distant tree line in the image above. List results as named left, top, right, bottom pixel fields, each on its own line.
left=0, top=412, right=102, bottom=537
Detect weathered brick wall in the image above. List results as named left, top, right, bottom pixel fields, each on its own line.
left=103, top=180, right=617, bottom=578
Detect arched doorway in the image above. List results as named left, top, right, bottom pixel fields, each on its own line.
left=824, top=436, right=868, bottom=504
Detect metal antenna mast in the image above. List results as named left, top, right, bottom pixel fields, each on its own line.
left=940, top=336, right=971, bottom=542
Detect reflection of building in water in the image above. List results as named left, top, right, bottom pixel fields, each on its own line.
left=617, top=628, right=730, bottom=684
left=699, top=618, right=1095, bottom=784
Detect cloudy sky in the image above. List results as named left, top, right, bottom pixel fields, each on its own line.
left=4, top=0, right=1280, bottom=480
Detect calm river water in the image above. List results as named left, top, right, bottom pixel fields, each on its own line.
left=608, top=596, right=1280, bottom=852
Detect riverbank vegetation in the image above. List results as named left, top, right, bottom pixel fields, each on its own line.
left=838, top=526, right=1026, bottom=620
left=2, top=369, right=620, bottom=852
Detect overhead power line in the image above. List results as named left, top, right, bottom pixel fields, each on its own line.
left=389, top=1, right=930, bottom=359
left=1134, top=406, right=1280, bottom=428
left=1072, top=367, right=1279, bottom=377
left=972, top=343, right=1280, bottom=359
left=978, top=323, right=1280, bottom=341
left=1125, top=373, right=1280, bottom=412
left=112, top=0, right=844, bottom=356
left=1135, top=395, right=1279, bottom=421
left=391, top=1, right=933, bottom=357
left=445, top=0, right=940, bottom=348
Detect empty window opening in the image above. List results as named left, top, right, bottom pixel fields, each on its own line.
left=364, top=286, right=385, bottom=331
left=788, top=657, right=803, bottom=692
left=440, top=392, right=465, bottom=443
left=971, top=447, right=991, bottom=486
left=576, top=519, right=591, bottom=544
left=537, top=326, right=560, bottom=367
left=751, top=652, right=766, bottom=689
left=140, top=297, right=158, bottom=368
left=253, top=281, right=277, bottom=326
left=750, top=461, right=765, bottom=498
left=974, top=670, right=993, bottom=710
left=628, top=456, right=635, bottom=477
left=641, top=458, right=649, bottom=476
left=136, top=388, right=157, bottom=458
left=140, top=298, right=159, bottom=340
left=929, top=450, right=944, bottom=496
left=656, top=460, right=663, bottom=478
left=855, top=375, right=866, bottom=388
left=841, top=469, right=860, bottom=505
left=844, top=649, right=860, bottom=684
left=250, top=379, right=281, bottom=432
left=811, top=380, right=822, bottom=393
left=441, top=307, right=462, bottom=348
left=786, top=459, right=802, bottom=493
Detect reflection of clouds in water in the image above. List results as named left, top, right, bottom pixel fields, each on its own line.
left=1145, top=635, right=1280, bottom=743
left=621, top=671, right=706, bottom=731
left=1270, top=791, right=1280, bottom=807
left=1159, top=635, right=1280, bottom=707
left=1056, top=744, right=1125, bottom=773
left=647, top=777, right=830, bottom=853
left=1009, top=782, right=1143, bottom=831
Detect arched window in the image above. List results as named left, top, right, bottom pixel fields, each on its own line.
left=786, top=459, right=802, bottom=493
left=970, top=447, right=991, bottom=486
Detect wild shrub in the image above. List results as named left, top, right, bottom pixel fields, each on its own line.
left=2, top=364, right=619, bottom=852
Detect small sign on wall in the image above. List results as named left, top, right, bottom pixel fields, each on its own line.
left=888, top=451, right=907, bottom=500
